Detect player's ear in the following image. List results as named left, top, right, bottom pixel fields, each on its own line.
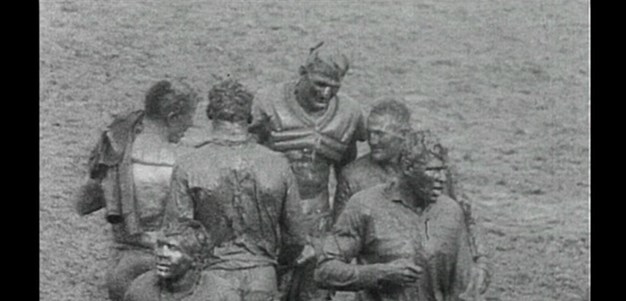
left=166, top=111, right=179, bottom=126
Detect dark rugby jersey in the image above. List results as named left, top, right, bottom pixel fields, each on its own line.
left=316, top=182, right=475, bottom=301
left=250, top=81, right=367, bottom=205
left=168, top=136, right=308, bottom=270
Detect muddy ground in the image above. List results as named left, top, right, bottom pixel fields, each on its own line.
left=40, top=1, right=589, bottom=300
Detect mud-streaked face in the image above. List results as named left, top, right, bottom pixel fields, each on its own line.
left=166, top=108, right=195, bottom=143
left=403, top=154, right=448, bottom=202
left=423, top=157, right=447, bottom=200
left=367, top=114, right=406, bottom=164
left=155, top=237, right=193, bottom=280
left=303, top=73, right=341, bottom=111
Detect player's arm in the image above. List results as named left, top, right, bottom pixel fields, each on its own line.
left=280, top=167, right=308, bottom=246
left=332, top=169, right=353, bottom=224
left=248, top=97, right=271, bottom=144
left=164, top=164, right=194, bottom=223
left=315, top=201, right=422, bottom=291
left=335, top=110, right=366, bottom=172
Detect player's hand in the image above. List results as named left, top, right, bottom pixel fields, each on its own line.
left=378, top=258, right=423, bottom=286
left=473, top=263, right=490, bottom=294
left=295, top=244, right=316, bottom=265
left=460, top=262, right=490, bottom=300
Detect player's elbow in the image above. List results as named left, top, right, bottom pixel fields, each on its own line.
left=313, top=262, right=332, bottom=288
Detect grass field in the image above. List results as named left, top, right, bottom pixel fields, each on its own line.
left=40, top=1, right=589, bottom=300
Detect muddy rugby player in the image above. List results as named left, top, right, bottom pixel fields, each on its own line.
left=124, top=219, right=215, bottom=301
left=166, top=79, right=314, bottom=300
left=315, top=130, right=490, bottom=301
left=249, top=42, right=367, bottom=301
left=76, top=80, right=199, bottom=301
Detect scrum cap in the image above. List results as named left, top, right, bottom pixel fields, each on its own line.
left=303, top=42, right=350, bottom=85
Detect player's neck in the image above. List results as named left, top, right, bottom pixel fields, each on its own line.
left=212, top=120, right=249, bottom=138
left=374, top=155, right=402, bottom=175
left=397, top=178, right=429, bottom=210
left=162, top=268, right=200, bottom=295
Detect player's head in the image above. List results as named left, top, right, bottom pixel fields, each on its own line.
left=144, top=80, right=199, bottom=143
left=207, top=79, right=254, bottom=125
left=367, top=98, right=412, bottom=163
left=155, top=219, right=210, bottom=280
left=297, top=42, right=349, bottom=111
left=399, top=130, right=449, bottom=201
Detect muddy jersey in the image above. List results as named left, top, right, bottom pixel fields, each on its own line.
left=91, top=113, right=194, bottom=301
left=250, top=81, right=367, bottom=215
left=107, top=127, right=193, bottom=246
left=334, top=154, right=401, bottom=222
left=335, top=154, right=489, bottom=266
left=316, top=182, right=474, bottom=301
left=167, top=136, right=308, bottom=270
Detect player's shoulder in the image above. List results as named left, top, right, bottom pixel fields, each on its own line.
left=342, top=154, right=374, bottom=175
left=346, top=183, right=387, bottom=210
left=431, top=194, right=465, bottom=217
left=335, top=93, right=365, bottom=137
left=174, top=145, right=205, bottom=167
left=107, top=110, right=145, bottom=131
left=437, top=194, right=463, bottom=208
left=252, top=142, right=292, bottom=168
left=124, top=271, right=159, bottom=301
left=174, top=142, right=228, bottom=174
left=336, top=92, right=363, bottom=114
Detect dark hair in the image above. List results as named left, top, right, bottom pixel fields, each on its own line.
left=369, top=98, right=412, bottom=132
left=206, top=79, right=254, bottom=123
left=399, top=130, right=449, bottom=169
left=161, top=218, right=211, bottom=264
left=144, top=80, right=198, bottom=121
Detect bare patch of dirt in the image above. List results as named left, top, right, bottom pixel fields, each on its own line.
left=40, top=1, right=589, bottom=300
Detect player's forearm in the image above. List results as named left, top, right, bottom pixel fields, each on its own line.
left=332, top=179, right=352, bottom=224
left=315, top=258, right=385, bottom=291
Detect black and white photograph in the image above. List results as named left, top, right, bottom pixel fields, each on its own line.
left=40, top=1, right=590, bottom=300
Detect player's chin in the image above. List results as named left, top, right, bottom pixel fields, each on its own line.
left=313, top=95, right=332, bottom=107
left=313, top=101, right=329, bottom=110
left=370, top=149, right=389, bottom=161
left=431, top=187, right=443, bottom=199
left=156, top=264, right=171, bottom=276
